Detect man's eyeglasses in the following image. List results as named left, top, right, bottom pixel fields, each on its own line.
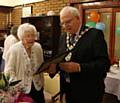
left=60, top=18, right=73, bottom=27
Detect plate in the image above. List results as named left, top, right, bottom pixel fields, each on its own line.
left=110, top=66, right=120, bottom=74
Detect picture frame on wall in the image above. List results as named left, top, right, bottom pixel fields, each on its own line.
left=22, top=6, right=32, bottom=17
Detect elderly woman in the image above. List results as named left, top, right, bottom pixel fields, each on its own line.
left=4, top=23, right=45, bottom=103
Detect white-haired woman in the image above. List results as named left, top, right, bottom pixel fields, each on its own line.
left=4, top=23, right=45, bottom=103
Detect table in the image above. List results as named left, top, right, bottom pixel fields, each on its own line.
left=105, top=70, right=120, bottom=101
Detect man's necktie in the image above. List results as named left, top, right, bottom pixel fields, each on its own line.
left=70, top=34, right=76, bottom=44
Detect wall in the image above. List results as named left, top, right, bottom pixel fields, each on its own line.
left=0, top=7, right=12, bottom=30
left=11, top=0, right=70, bottom=26
left=0, top=6, right=12, bottom=42
left=0, top=0, right=70, bottom=33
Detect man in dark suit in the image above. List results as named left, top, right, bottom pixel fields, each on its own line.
left=56, top=6, right=110, bottom=103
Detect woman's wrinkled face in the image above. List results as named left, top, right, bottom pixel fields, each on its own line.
left=22, top=31, right=36, bottom=49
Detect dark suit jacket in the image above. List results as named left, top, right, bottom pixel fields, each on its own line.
left=58, top=26, right=110, bottom=103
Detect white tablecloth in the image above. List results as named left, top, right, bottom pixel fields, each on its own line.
left=105, top=70, right=120, bottom=100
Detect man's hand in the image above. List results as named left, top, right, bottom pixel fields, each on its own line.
left=59, top=62, right=80, bottom=73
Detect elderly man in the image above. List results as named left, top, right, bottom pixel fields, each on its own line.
left=48, top=6, right=110, bottom=103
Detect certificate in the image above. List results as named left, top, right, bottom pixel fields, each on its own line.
left=34, top=50, right=70, bottom=75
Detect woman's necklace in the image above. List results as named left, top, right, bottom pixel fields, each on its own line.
left=65, top=28, right=91, bottom=61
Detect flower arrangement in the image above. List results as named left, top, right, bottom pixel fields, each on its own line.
left=0, top=72, right=35, bottom=103
left=0, top=72, right=21, bottom=103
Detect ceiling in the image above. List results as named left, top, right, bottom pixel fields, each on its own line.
left=0, top=0, right=45, bottom=7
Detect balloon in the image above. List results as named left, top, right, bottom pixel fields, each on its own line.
left=116, top=26, right=120, bottom=35
left=89, top=11, right=100, bottom=23
left=85, top=21, right=96, bottom=28
left=96, top=22, right=105, bottom=31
